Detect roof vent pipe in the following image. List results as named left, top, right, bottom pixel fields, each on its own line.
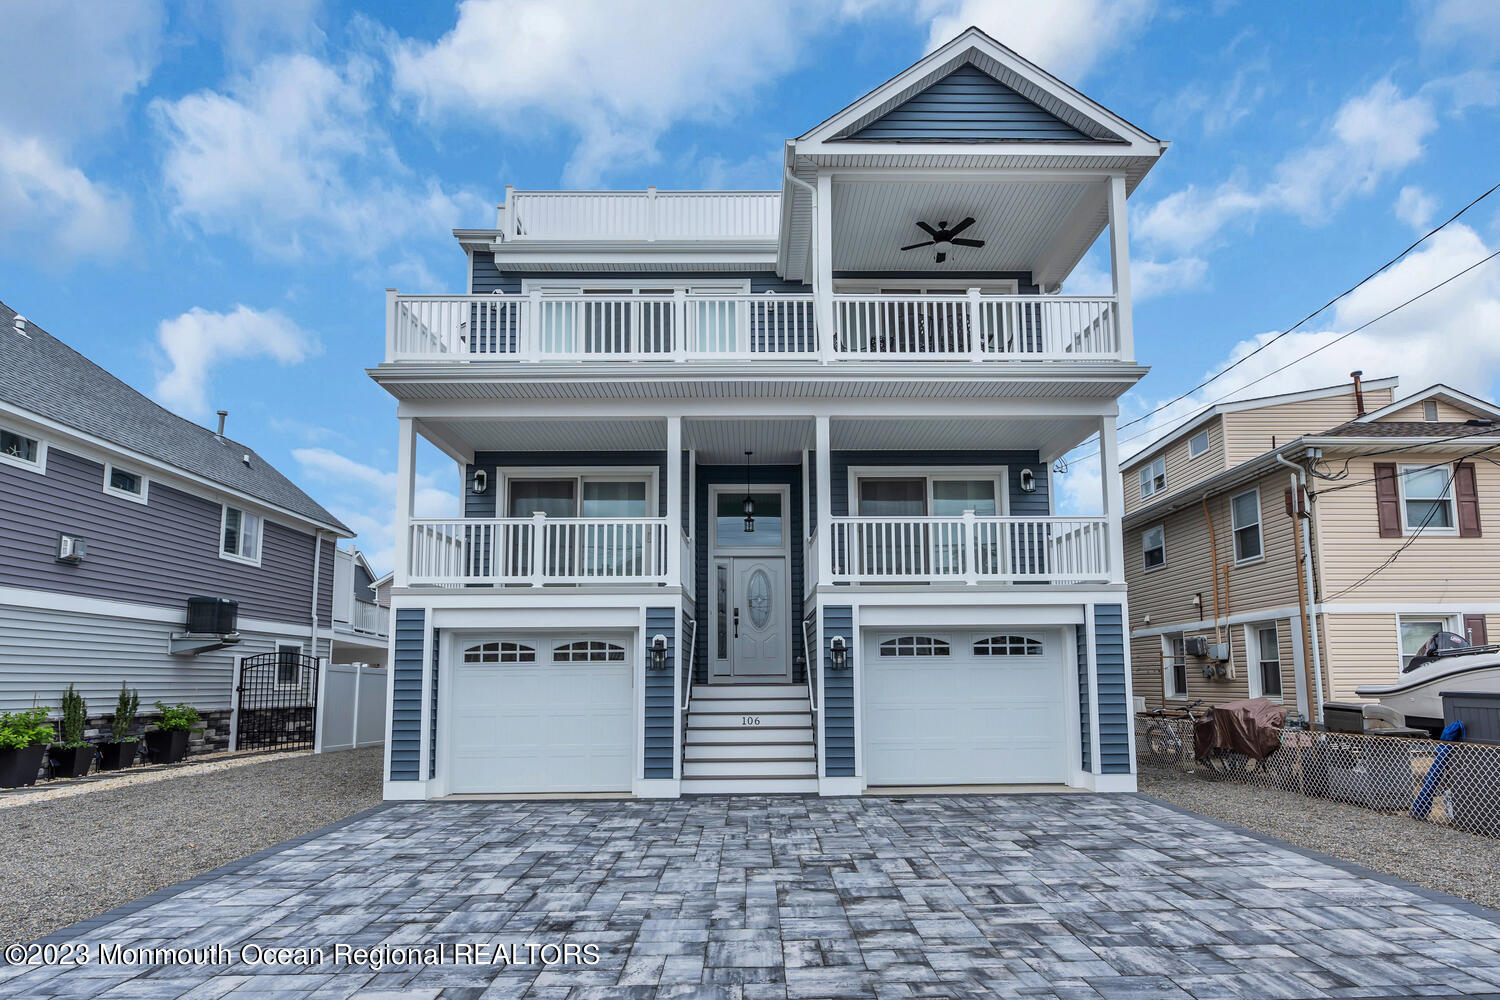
left=215, top=410, right=228, bottom=442
left=1350, top=370, right=1366, bottom=417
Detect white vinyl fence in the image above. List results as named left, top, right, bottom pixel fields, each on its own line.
left=316, top=664, right=386, bottom=752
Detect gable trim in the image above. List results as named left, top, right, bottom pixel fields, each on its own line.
left=839, top=64, right=1091, bottom=144
left=1356, top=384, right=1500, bottom=424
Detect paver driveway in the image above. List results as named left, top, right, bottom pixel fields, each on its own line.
left=4, top=794, right=1500, bottom=999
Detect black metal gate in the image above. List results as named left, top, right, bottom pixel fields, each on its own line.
left=236, top=651, right=319, bottom=751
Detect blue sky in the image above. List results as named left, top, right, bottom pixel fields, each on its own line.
left=3, top=0, right=1499, bottom=570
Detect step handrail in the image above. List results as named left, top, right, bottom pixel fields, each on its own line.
left=679, top=617, right=697, bottom=777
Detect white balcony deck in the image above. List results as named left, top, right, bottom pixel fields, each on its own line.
left=501, top=189, right=781, bottom=242
left=409, top=516, right=673, bottom=586
left=385, top=292, right=1120, bottom=364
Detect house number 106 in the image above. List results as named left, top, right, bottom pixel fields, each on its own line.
left=741, top=716, right=761, bottom=726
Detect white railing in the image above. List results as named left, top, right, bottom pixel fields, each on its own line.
left=828, top=515, right=1111, bottom=583
left=407, top=516, right=671, bottom=586
left=832, top=294, right=1117, bottom=360
left=389, top=293, right=817, bottom=361
left=804, top=529, right=818, bottom=599
left=504, top=189, right=780, bottom=241
left=350, top=600, right=387, bottom=637
left=680, top=532, right=695, bottom=601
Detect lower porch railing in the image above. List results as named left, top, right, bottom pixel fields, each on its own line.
left=828, top=515, right=1110, bottom=583
left=407, top=516, right=670, bottom=585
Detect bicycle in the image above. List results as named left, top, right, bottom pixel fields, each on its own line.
left=1142, top=700, right=1207, bottom=765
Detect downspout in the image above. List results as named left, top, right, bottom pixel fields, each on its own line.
left=1201, top=498, right=1223, bottom=644
left=1276, top=451, right=1325, bottom=722
left=310, top=531, right=324, bottom=663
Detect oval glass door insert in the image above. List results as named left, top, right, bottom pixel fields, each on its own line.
left=747, top=568, right=771, bottom=629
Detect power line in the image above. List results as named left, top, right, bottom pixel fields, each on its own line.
left=1310, top=425, right=1500, bottom=483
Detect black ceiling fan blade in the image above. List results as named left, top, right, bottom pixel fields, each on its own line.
left=915, top=221, right=939, bottom=238
left=950, top=238, right=985, bottom=248
left=946, top=217, right=976, bottom=236
left=900, top=240, right=936, bottom=251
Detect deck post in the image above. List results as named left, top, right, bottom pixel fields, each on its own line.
left=666, top=416, right=683, bottom=588
left=393, top=417, right=417, bottom=589
left=815, top=415, right=833, bottom=586
left=1106, top=174, right=1133, bottom=361
left=1098, top=414, right=1127, bottom=585
left=815, top=172, right=835, bottom=364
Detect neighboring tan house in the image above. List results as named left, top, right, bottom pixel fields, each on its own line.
left=0, top=301, right=352, bottom=752
left=371, top=27, right=1168, bottom=799
left=1122, top=375, right=1500, bottom=727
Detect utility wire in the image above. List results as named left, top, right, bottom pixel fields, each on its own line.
left=1310, top=425, right=1500, bottom=483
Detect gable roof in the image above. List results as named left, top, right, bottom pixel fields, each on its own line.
left=841, top=64, right=1090, bottom=143
left=0, top=301, right=349, bottom=534
left=1353, top=383, right=1500, bottom=424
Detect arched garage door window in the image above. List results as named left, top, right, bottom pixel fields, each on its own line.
left=553, top=640, right=627, bottom=662
left=878, top=636, right=950, bottom=657
left=973, top=635, right=1044, bottom=656
left=463, top=641, right=536, bottom=664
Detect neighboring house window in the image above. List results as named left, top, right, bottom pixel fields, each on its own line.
left=103, top=463, right=148, bottom=504
left=878, top=635, right=950, bottom=657
left=1188, top=431, right=1210, bottom=459
left=1400, top=465, right=1456, bottom=533
left=0, top=425, right=43, bottom=472
left=221, top=505, right=262, bottom=564
left=1138, top=457, right=1166, bottom=500
left=276, top=644, right=302, bottom=685
left=1399, top=615, right=1454, bottom=670
left=1142, top=524, right=1166, bottom=571
left=1424, top=400, right=1439, bottom=422
left=1163, top=634, right=1187, bottom=698
left=1250, top=624, right=1282, bottom=699
left=1231, top=489, right=1262, bottom=562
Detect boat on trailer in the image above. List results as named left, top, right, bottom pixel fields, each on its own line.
left=1355, top=631, right=1500, bottom=733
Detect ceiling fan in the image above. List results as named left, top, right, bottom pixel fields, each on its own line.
left=900, top=217, right=985, bottom=263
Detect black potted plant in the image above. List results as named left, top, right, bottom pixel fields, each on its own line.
left=97, top=682, right=139, bottom=771
left=0, top=707, right=55, bottom=788
left=145, top=701, right=200, bottom=764
left=47, top=684, right=93, bottom=779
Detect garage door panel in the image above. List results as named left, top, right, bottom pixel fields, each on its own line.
left=865, top=629, right=1068, bottom=786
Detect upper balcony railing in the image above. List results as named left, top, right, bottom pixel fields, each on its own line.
left=386, top=292, right=1120, bottom=363
left=409, top=515, right=671, bottom=587
left=502, top=189, right=781, bottom=241
left=829, top=514, right=1111, bottom=585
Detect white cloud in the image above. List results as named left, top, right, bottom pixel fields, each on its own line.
left=154, top=306, right=320, bottom=417
left=1137, top=80, right=1438, bottom=255
left=1062, top=250, right=1208, bottom=301
left=0, top=137, right=132, bottom=256
left=216, top=0, right=326, bottom=67
left=919, top=0, right=1156, bottom=80
left=153, top=53, right=486, bottom=259
left=1418, top=0, right=1500, bottom=55
left=389, top=0, right=826, bottom=186
left=293, top=447, right=459, bottom=574
left=1395, top=185, right=1438, bottom=230
left=1053, top=451, right=1103, bottom=516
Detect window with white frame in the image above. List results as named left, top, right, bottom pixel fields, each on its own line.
left=1188, top=430, right=1210, bottom=459
left=276, top=644, right=302, bottom=685
left=220, top=505, right=261, bottom=564
left=0, top=424, right=43, bottom=471
left=1163, top=634, right=1188, bottom=698
left=1142, top=524, right=1166, bottom=571
left=1249, top=624, right=1282, bottom=699
left=103, top=463, right=148, bottom=503
left=1399, top=464, right=1456, bottom=533
left=1231, top=489, right=1262, bottom=562
left=1138, top=456, right=1166, bottom=500
left=505, top=474, right=651, bottom=518
left=1423, top=399, right=1440, bottom=422
left=1399, top=615, right=1455, bottom=670
left=853, top=471, right=1003, bottom=517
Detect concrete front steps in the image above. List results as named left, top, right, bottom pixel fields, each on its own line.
left=681, top=683, right=817, bottom=794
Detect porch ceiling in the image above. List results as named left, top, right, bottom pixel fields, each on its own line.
left=831, top=178, right=1099, bottom=277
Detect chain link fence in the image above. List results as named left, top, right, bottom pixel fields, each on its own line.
left=1136, top=714, right=1500, bottom=838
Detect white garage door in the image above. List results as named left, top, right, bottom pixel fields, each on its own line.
left=449, top=635, right=634, bottom=794
left=863, top=629, right=1069, bottom=785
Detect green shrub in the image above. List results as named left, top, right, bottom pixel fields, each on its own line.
left=57, top=684, right=87, bottom=748
left=0, top=708, right=55, bottom=750
left=111, top=682, right=139, bottom=743
left=153, top=701, right=201, bottom=733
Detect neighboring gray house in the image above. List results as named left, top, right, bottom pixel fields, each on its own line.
left=0, top=301, right=351, bottom=749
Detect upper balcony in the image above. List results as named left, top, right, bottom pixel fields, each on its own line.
left=384, top=290, right=1121, bottom=364
left=499, top=187, right=781, bottom=242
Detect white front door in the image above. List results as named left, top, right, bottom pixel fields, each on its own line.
left=863, top=629, right=1069, bottom=785
left=732, top=557, right=789, bottom=680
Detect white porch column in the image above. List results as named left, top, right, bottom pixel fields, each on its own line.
left=1098, top=414, right=1127, bottom=586
left=666, top=416, right=683, bottom=587
left=815, top=415, right=833, bottom=585
left=815, top=172, right=835, bottom=364
left=1106, top=174, right=1134, bottom=361
left=393, top=416, right=418, bottom=588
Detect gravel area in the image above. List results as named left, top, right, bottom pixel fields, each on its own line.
left=0, top=745, right=382, bottom=945
left=1139, top=763, right=1500, bottom=910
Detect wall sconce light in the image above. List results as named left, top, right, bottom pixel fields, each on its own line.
left=649, top=633, right=669, bottom=670
left=471, top=469, right=489, bottom=495
left=1019, top=468, right=1036, bottom=493
left=829, top=635, right=849, bottom=670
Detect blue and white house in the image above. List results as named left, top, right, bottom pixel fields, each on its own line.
left=372, top=29, right=1164, bottom=798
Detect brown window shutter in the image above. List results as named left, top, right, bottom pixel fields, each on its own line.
left=1456, top=461, right=1482, bottom=537
left=1464, top=614, right=1488, bottom=646
left=1373, top=463, right=1402, bottom=537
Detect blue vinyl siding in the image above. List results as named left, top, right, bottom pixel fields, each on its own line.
left=390, top=608, right=424, bottom=781
left=1076, top=623, right=1091, bottom=772
left=830, top=450, right=1049, bottom=516
left=693, top=465, right=806, bottom=684
left=1095, top=604, right=1130, bottom=774
left=822, top=606, right=855, bottom=777
left=644, top=607, right=676, bottom=780
left=846, top=65, right=1089, bottom=142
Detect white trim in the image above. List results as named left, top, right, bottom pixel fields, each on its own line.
left=1397, top=462, right=1459, bottom=536
left=1187, top=430, right=1210, bottom=460
left=0, top=584, right=319, bottom=638
left=519, top=276, right=753, bottom=294
left=218, top=504, right=264, bottom=567
left=1141, top=523, right=1165, bottom=573
left=0, top=420, right=46, bottom=474
left=102, top=461, right=150, bottom=504
left=1161, top=632, right=1187, bottom=700
left=845, top=465, right=1010, bottom=517
left=831, top=277, right=1020, bottom=294
left=1243, top=622, right=1283, bottom=703
left=1230, top=487, right=1263, bottom=565
left=496, top=466, right=659, bottom=518
left=1397, top=612, right=1460, bottom=670
left=1137, top=456, right=1165, bottom=500
left=1357, top=383, right=1500, bottom=424
left=707, top=483, right=793, bottom=683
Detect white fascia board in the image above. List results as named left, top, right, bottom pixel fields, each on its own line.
left=1120, top=441, right=1304, bottom=529
left=394, top=590, right=686, bottom=612
left=489, top=240, right=776, bottom=266
left=0, top=585, right=318, bottom=638
left=0, top=401, right=348, bottom=536
left=1357, top=383, right=1500, bottom=423
left=396, top=395, right=1127, bottom=420
left=1302, top=434, right=1500, bottom=451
